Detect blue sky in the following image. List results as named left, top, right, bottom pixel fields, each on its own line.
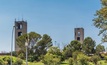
left=0, top=0, right=104, bottom=52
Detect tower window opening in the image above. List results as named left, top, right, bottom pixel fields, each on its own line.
left=18, top=32, right=22, bottom=36
left=17, top=24, right=23, bottom=29
left=78, top=32, right=80, bottom=36
left=20, top=24, right=22, bottom=29
left=77, top=37, right=80, bottom=41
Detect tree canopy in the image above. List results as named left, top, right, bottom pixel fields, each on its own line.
left=96, top=44, right=105, bottom=54
left=93, top=0, right=107, bottom=42
left=63, top=40, right=81, bottom=58
left=82, top=37, right=96, bottom=55
left=16, top=32, right=52, bottom=61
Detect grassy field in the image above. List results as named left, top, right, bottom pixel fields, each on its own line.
left=22, top=60, right=107, bottom=65
left=22, top=62, right=44, bottom=65
left=22, top=61, right=69, bottom=65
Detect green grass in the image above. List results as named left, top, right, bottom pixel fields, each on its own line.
left=60, top=60, right=69, bottom=65
left=22, top=60, right=107, bottom=65
left=22, top=62, right=44, bottom=65
left=22, top=60, right=69, bottom=65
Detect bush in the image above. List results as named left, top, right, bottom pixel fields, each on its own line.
left=78, top=54, right=89, bottom=65
left=72, top=51, right=89, bottom=65
left=3, top=56, right=11, bottom=65
left=13, top=58, right=23, bottom=65
left=68, top=58, right=73, bottom=65
left=79, top=57, right=89, bottom=65
left=42, top=53, right=61, bottom=65
left=104, top=56, right=107, bottom=63
left=91, top=55, right=101, bottom=65
left=0, top=59, right=4, bottom=65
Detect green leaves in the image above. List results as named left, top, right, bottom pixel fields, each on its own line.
left=63, top=40, right=81, bottom=59
left=93, top=0, right=107, bottom=42
left=82, top=37, right=96, bottom=55
left=16, top=32, right=53, bottom=61
left=96, top=44, right=105, bottom=54
left=102, top=0, right=107, bottom=6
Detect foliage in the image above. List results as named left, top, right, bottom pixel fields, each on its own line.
left=96, top=44, right=105, bottom=54
left=104, top=56, right=107, bottom=63
left=68, top=58, right=73, bottom=65
left=0, top=56, right=23, bottom=65
left=93, top=0, right=107, bottom=42
left=62, top=47, right=72, bottom=59
left=91, top=55, right=101, bottom=65
left=78, top=54, right=89, bottom=65
left=16, top=32, right=41, bottom=51
left=72, top=51, right=89, bottom=65
left=16, top=32, right=52, bottom=61
left=12, top=51, right=18, bottom=57
left=48, top=46, right=62, bottom=56
left=69, top=40, right=81, bottom=51
left=82, top=37, right=96, bottom=55
left=3, top=56, right=11, bottom=65
left=42, top=47, right=62, bottom=65
left=13, top=58, right=23, bottom=65
left=48, top=46, right=64, bottom=61
left=35, top=34, right=52, bottom=56
left=17, top=50, right=25, bottom=59
left=42, top=53, right=61, bottom=65
left=63, top=40, right=81, bottom=59
left=0, top=58, right=4, bottom=65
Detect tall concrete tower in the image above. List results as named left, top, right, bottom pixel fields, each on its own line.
left=15, top=20, right=27, bottom=51
left=74, top=28, right=84, bottom=43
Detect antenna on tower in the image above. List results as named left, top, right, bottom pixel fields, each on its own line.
left=15, top=18, right=16, bottom=22
left=22, top=14, right=24, bottom=21
left=18, top=17, right=19, bottom=21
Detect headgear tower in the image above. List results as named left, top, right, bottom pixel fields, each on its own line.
left=74, top=28, right=84, bottom=43
left=15, top=20, right=27, bottom=51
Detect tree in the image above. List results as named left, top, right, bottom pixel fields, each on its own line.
left=68, top=58, right=73, bottom=65
left=72, top=51, right=79, bottom=65
left=93, top=0, right=107, bottom=42
left=96, top=44, right=105, bottom=54
left=42, top=47, right=62, bottom=65
left=48, top=46, right=61, bottom=56
left=63, top=40, right=81, bottom=58
left=77, top=52, right=89, bottom=65
left=82, top=37, right=96, bottom=55
left=35, top=34, right=52, bottom=56
left=16, top=32, right=52, bottom=61
left=42, top=53, right=61, bottom=65
left=91, top=55, right=101, bottom=65
left=69, top=40, right=81, bottom=51
left=16, top=32, right=41, bottom=51
left=72, top=51, right=89, bottom=65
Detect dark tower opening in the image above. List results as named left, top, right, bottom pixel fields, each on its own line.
left=18, top=32, right=22, bottom=36
left=17, top=24, right=23, bottom=29
left=77, top=37, right=80, bottom=41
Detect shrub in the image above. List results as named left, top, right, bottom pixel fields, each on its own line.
left=91, top=55, right=100, bottom=65
left=72, top=51, right=89, bottom=65
left=104, top=56, right=107, bottom=63
left=3, top=56, right=11, bottom=65
left=78, top=54, right=89, bottom=65
left=13, top=58, right=23, bottom=65
left=68, top=58, right=73, bottom=65
left=79, top=57, right=89, bottom=65
left=0, top=59, right=4, bottom=65
left=42, top=53, right=61, bottom=65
